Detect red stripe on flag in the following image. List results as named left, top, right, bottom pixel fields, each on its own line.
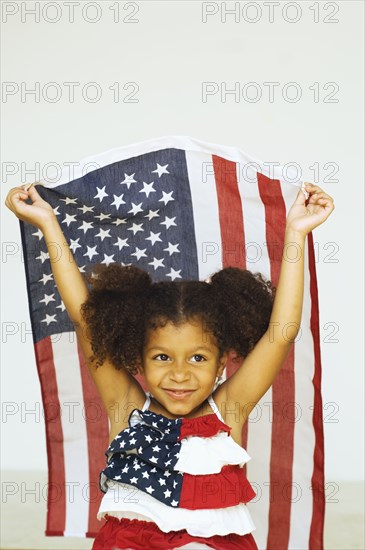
left=212, top=154, right=250, bottom=471
left=257, top=172, right=294, bottom=550
left=34, top=336, right=66, bottom=536
left=213, top=155, right=246, bottom=269
left=77, top=345, right=109, bottom=537
left=308, top=232, right=325, bottom=550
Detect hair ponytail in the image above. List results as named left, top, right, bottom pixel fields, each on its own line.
left=210, top=266, right=276, bottom=357
left=80, top=264, right=152, bottom=372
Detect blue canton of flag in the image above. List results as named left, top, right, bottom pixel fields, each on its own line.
left=20, top=149, right=199, bottom=343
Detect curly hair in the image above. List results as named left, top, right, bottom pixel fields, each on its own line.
left=80, top=263, right=276, bottom=375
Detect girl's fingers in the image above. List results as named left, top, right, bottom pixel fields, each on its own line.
left=304, top=183, right=324, bottom=194
left=312, top=194, right=335, bottom=210
left=308, top=190, right=334, bottom=202
left=25, top=183, right=42, bottom=200
left=305, top=183, right=334, bottom=201
left=5, top=187, right=30, bottom=211
left=11, top=190, right=27, bottom=202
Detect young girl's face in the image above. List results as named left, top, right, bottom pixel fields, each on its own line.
left=141, top=317, right=227, bottom=417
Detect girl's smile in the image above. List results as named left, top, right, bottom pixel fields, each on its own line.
left=164, top=389, right=196, bottom=400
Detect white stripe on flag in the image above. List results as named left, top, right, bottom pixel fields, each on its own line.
left=236, top=163, right=273, bottom=547
left=52, top=334, right=90, bottom=536
left=188, top=150, right=228, bottom=382
left=186, top=150, right=222, bottom=282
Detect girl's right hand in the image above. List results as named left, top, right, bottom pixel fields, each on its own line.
left=5, top=184, right=56, bottom=230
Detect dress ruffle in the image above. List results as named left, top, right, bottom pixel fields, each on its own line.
left=92, top=515, right=258, bottom=550
left=176, top=431, right=251, bottom=474
left=97, top=481, right=257, bottom=537
left=100, top=461, right=255, bottom=510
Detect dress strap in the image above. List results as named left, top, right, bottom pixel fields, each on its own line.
left=208, top=394, right=225, bottom=423
left=142, top=392, right=151, bottom=411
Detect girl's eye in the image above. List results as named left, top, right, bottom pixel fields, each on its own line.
left=191, top=354, right=206, bottom=363
left=153, top=354, right=170, bottom=361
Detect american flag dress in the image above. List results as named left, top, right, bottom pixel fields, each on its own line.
left=92, top=392, right=258, bottom=550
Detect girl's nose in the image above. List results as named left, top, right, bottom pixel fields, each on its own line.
left=169, top=364, right=190, bottom=381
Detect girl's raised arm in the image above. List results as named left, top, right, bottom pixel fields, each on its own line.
left=4, top=184, right=145, bottom=424
left=221, top=183, right=335, bottom=427
left=5, top=183, right=88, bottom=323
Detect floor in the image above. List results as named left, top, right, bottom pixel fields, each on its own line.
left=1, top=472, right=364, bottom=549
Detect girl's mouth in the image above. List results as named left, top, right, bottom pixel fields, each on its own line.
left=164, top=389, right=196, bottom=400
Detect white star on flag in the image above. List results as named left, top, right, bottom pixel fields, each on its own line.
left=95, top=228, right=111, bottom=241
left=164, top=243, right=180, bottom=256
left=94, top=186, right=109, bottom=202
left=120, top=173, right=137, bottom=189
left=159, top=191, right=174, bottom=205
left=148, top=258, right=165, bottom=270
left=146, top=231, right=162, bottom=245
left=128, top=202, right=144, bottom=216
left=160, top=216, right=177, bottom=229
left=166, top=268, right=182, bottom=281
left=32, top=228, right=44, bottom=240
left=114, top=237, right=129, bottom=251
left=140, top=181, right=156, bottom=198
left=78, top=205, right=94, bottom=213
left=38, top=273, right=53, bottom=285
left=36, top=251, right=50, bottom=263
left=39, top=293, right=56, bottom=305
left=60, top=196, right=78, bottom=205
left=69, top=238, right=81, bottom=252
left=95, top=213, right=111, bottom=221
left=101, top=254, right=115, bottom=266
left=152, top=163, right=169, bottom=177
left=131, top=248, right=147, bottom=260
left=111, top=194, right=126, bottom=210
left=62, top=213, right=77, bottom=226
left=83, top=246, right=99, bottom=260
left=41, top=314, right=57, bottom=325
left=78, top=221, right=94, bottom=234
left=128, top=223, right=144, bottom=235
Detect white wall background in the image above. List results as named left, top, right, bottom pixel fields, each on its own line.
left=1, top=0, right=363, bottom=490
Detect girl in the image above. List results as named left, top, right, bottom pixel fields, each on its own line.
left=5, top=181, right=334, bottom=550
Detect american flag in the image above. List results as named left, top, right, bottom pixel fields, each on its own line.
left=19, top=136, right=325, bottom=548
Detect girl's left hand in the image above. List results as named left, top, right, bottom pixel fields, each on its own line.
left=286, top=182, right=335, bottom=236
